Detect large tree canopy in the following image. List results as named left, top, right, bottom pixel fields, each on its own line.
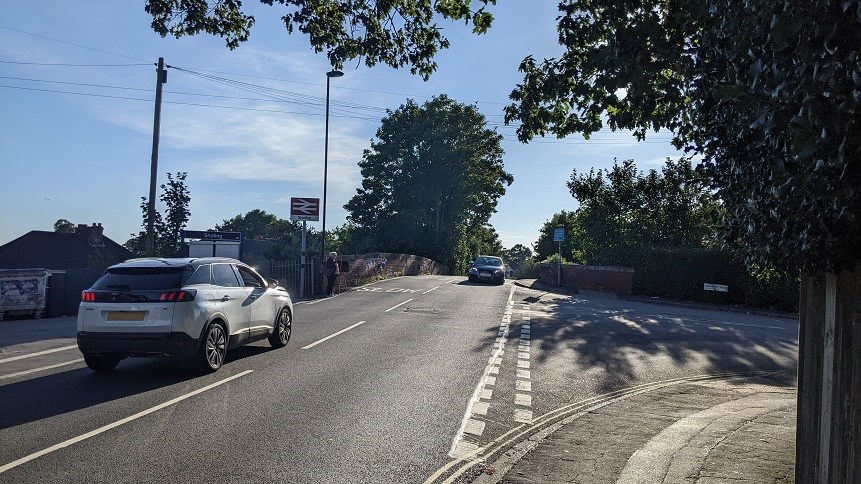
left=344, top=95, right=512, bottom=271
left=144, top=0, right=495, bottom=79
left=505, top=0, right=860, bottom=273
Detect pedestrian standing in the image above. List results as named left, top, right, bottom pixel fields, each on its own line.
left=323, top=251, right=340, bottom=296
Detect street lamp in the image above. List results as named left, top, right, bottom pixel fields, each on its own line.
left=321, top=69, right=343, bottom=290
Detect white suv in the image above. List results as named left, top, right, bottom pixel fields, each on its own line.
left=77, top=257, right=293, bottom=373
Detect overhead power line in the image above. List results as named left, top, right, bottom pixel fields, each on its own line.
left=0, top=60, right=150, bottom=67
left=0, top=25, right=150, bottom=63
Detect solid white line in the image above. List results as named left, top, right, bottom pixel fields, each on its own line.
left=0, top=345, right=79, bottom=364
left=301, top=321, right=367, bottom=350
left=385, top=298, right=413, bottom=312
left=0, top=359, right=84, bottom=380
left=422, top=286, right=441, bottom=295
left=0, top=369, right=253, bottom=474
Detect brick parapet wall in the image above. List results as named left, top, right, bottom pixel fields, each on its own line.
left=539, top=263, right=634, bottom=295
left=339, top=253, right=449, bottom=287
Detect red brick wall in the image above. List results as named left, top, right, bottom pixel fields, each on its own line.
left=539, top=264, right=634, bottom=295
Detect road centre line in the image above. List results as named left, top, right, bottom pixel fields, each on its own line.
left=0, top=359, right=84, bottom=380
left=385, top=298, right=414, bottom=312
left=0, top=369, right=253, bottom=474
left=301, top=321, right=367, bottom=350
left=422, top=285, right=441, bottom=295
left=0, top=345, right=78, bottom=363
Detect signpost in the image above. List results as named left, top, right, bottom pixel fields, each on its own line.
left=554, top=226, right=564, bottom=286
left=290, top=198, right=320, bottom=298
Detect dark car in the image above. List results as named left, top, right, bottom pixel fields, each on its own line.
left=467, top=255, right=506, bottom=285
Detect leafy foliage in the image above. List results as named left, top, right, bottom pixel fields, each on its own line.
left=533, top=210, right=587, bottom=263
left=502, top=243, right=533, bottom=270
left=535, top=158, right=719, bottom=264
left=53, top=219, right=75, bottom=233
left=125, top=172, right=191, bottom=257
left=144, top=0, right=496, bottom=79
left=505, top=0, right=861, bottom=274
left=344, top=95, right=512, bottom=271
left=215, top=209, right=308, bottom=260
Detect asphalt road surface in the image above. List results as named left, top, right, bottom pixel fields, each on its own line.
left=0, top=276, right=798, bottom=483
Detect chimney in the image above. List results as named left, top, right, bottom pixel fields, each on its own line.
left=87, top=223, right=105, bottom=247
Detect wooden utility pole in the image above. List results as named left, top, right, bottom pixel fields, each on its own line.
left=145, top=57, right=167, bottom=256
left=795, top=265, right=860, bottom=483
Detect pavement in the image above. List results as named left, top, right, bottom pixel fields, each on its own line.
left=470, top=280, right=798, bottom=484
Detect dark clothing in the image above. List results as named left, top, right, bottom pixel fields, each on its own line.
left=324, top=257, right=340, bottom=295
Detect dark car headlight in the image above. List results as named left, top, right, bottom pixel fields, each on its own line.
left=468, top=267, right=478, bottom=274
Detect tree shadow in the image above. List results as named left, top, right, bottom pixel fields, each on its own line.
left=0, top=345, right=277, bottom=429
left=471, top=291, right=799, bottom=394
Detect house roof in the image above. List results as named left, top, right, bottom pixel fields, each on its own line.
left=0, top=225, right=134, bottom=270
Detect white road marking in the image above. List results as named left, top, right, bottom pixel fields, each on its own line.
left=515, top=393, right=533, bottom=407
left=384, top=298, right=414, bottom=312
left=517, top=369, right=531, bottom=379
left=485, top=376, right=497, bottom=386
left=301, top=321, right=367, bottom=349
left=514, top=409, right=534, bottom=423
left=517, top=360, right=530, bottom=369
left=463, top=419, right=486, bottom=436
left=0, top=345, right=79, bottom=363
left=422, top=286, right=441, bottom=295
left=478, top=388, right=493, bottom=400
left=448, top=284, right=516, bottom=458
left=0, top=359, right=84, bottom=380
left=0, top=370, right=253, bottom=474
left=472, top=402, right=490, bottom=416
left=516, top=380, right=532, bottom=392
left=518, top=352, right=530, bottom=360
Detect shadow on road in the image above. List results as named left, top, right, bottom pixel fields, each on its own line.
left=472, top=289, right=799, bottom=394
left=0, top=344, right=275, bottom=430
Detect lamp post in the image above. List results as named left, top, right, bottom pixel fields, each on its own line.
left=321, top=69, right=343, bottom=292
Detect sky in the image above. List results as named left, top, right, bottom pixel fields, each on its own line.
left=0, top=1, right=685, bottom=252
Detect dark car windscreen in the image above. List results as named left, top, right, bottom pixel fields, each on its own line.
left=92, top=267, right=188, bottom=291
left=477, top=257, right=503, bottom=267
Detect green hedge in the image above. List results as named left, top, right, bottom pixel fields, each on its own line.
left=598, top=246, right=799, bottom=311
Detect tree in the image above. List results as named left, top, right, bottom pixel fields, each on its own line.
left=215, top=209, right=305, bottom=260
left=562, top=157, right=719, bottom=263
left=533, top=211, right=587, bottom=263
left=125, top=172, right=191, bottom=257
left=143, top=0, right=495, bottom=80
left=344, top=95, right=512, bottom=272
left=503, top=1, right=860, bottom=276
left=159, top=172, right=191, bottom=257
left=502, top=244, right=533, bottom=270
left=53, top=219, right=75, bottom=233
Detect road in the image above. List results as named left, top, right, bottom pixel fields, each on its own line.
left=0, top=276, right=798, bottom=483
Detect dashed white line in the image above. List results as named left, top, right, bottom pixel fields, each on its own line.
left=0, top=345, right=78, bottom=363
left=449, top=284, right=516, bottom=457
left=301, top=321, right=367, bottom=349
left=0, top=370, right=253, bottom=474
left=384, top=298, right=414, bottom=312
left=422, top=286, right=441, bottom=295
